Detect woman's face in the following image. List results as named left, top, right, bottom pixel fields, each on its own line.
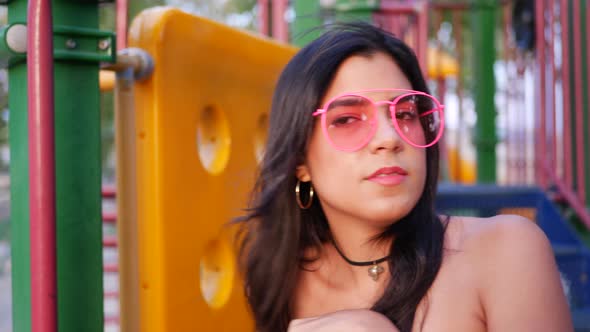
left=297, top=52, right=427, bottom=230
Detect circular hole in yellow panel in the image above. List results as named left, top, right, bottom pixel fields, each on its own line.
left=199, top=238, right=235, bottom=309
left=254, top=113, right=268, bottom=164
left=197, top=105, right=231, bottom=175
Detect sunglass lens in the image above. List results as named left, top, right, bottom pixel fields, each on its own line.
left=324, top=95, right=375, bottom=150
left=393, top=94, right=441, bottom=147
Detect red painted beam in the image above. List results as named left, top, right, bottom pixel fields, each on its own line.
left=104, top=264, right=119, bottom=273
left=101, top=185, right=116, bottom=198
left=102, top=236, right=118, bottom=247
left=560, top=0, right=572, bottom=189
left=258, top=0, right=269, bottom=36
left=116, top=0, right=128, bottom=50
left=27, top=0, right=57, bottom=330
left=271, top=0, right=289, bottom=42
left=102, top=212, right=117, bottom=224
left=534, top=0, right=547, bottom=187
left=572, top=0, right=586, bottom=203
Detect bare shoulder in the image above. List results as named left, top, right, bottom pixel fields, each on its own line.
left=447, top=214, right=548, bottom=252
left=445, top=214, right=573, bottom=331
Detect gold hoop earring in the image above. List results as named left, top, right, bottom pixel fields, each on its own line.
left=295, top=180, right=314, bottom=209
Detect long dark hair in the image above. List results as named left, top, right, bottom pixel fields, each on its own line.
left=237, top=22, right=446, bottom=332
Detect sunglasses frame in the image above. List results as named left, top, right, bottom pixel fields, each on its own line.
left=312, top=89, right=445, bottom=152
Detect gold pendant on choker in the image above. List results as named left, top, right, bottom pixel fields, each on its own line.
left=368, top=263, right=385, bottom=281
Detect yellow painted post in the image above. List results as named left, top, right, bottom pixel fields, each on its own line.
left=128, top=7, right=297, bottom=331
left=100, top=70, right=116, bottom=91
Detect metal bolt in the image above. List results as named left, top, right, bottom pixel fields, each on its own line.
left=65, top=39, right=77, bottom=49
left=98, top=39, right=110, bottom=51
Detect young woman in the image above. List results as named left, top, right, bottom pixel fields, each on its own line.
left=237, top=22, right=572, bottom=332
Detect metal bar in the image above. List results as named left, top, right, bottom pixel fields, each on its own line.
left=258, top=0, right=269, bottom=36
left=115, top=67, right=141, bottom=332
left=518, top=64, right=534, bottom=184
left=584, top=0, right=590, bottom=207
left=53, top=25, right=114, bottom=37
left=430, top=0, right=512, bottom=10
left=102, top=186, right=117, bottom=198
left=430, top=2, right=470, bottom=10
left=380, top=2, right=419, bottom=14
left=549, top=0, right=557, bottom=177
left=432, top=8, right=448, bottom=181
left=544, top=160, right=590, bottom=228
left=502, top=4, right=511, bottom=184
left=27, top=0, right=57, bottom=330
left=335, top=0, right=376, bottom=22
left=390, top=14, right=399, bottom=36
left=433, top=9, right=443, bottom=95
left=560, top=0, right=572, bottom=190
left=572, top=0, right=586, bottom=203
left=101, top=53, right=151, bottom=73
left=535, top=0, right=547, bottom=187
left=116, top=0, right=128, bottom=50
left=102, top=236, right=118, bottom=247
left=418, top=2, right=428, bottom=75
left=104, top=291, right=119, bottom=298
left=53, top=2, right=104, bottom=330
left=451, top=10, right=465, bottom=183
left=271, top=0, right=289, bottom=42
left=473, top=0, right=498, bottom=182
left=102, top=212, right=117, bottom=223
left=103, top=264, right=118, bottom=273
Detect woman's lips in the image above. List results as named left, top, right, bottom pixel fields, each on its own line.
left=366, top=166, right=408, bottom=186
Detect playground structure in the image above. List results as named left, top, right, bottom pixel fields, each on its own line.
left=1, top=0, right=590, bottom=331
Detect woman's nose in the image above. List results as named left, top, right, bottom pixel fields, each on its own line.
left=368, top=107, right=403, bottom=153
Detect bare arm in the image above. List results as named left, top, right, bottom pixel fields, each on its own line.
left=477, top=215, right=573, bottom=332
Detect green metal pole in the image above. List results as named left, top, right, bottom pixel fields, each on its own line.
left=291, top=0, right=324, bottom=47
left=53, top=1, right=104, bottom=331
left=291, top=0, right=379, bottom=47
left=334, top=0, right=380, bottom=22
left=472, top=1, right=498, bottom=183
left=7, top=1, right=104, bottom=331
left=7, top=2, right=32, bottom=331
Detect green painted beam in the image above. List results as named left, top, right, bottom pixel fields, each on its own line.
left=291, top=0, right=323, bottom=47
left=6, top=1, right=104, bottom=331
left=334, top=0, right=379, bottom=22
left=472, top=0, right=498, bottom=183
left=53, top=2, right=104, bottom=331
left=7, top=2, right=31, bottom=331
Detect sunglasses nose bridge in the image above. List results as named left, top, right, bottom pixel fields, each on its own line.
left=371, top=100, right=395, bottom=123
left=371, top=102, right=402, bottom=143
left=374, top=100, right=393, bottom=108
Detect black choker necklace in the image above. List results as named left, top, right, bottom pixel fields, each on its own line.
left=331, top=239, right=390, bottom=281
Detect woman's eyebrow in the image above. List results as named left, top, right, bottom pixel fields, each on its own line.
left=329, top=96, right=366, bottom=107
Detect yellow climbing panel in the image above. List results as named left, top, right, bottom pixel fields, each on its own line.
left=128, top=7, right=296, bottom=331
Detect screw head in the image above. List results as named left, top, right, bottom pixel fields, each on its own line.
left=98, top=39, right=111, bottom=51
left=65, top=39, right=77, bottom=49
